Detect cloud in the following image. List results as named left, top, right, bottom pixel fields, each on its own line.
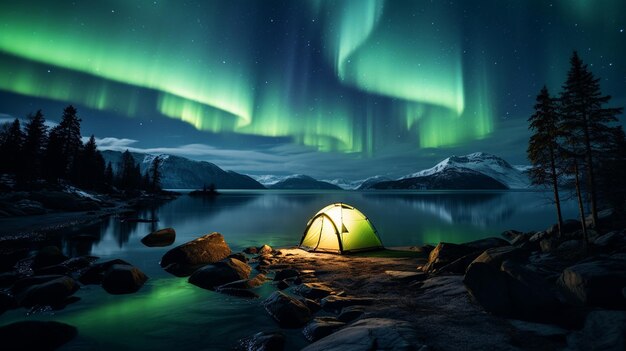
left=82, top=136, right=138, bottom=149
left=0, top=114, right=58, bottom=128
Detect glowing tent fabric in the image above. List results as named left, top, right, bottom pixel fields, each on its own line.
left=299, top=203, right=383, bottom=253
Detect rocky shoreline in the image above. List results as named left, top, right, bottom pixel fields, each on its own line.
left=0, top=209, right=625, bottom=350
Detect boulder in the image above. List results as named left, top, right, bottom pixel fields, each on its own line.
left=567, top=310, right=626, bottom=351
left=338, top=306, right=366, bottom=323
left=320, top=295, right=374, bottom=313
left=102, top=264, right=148, bottom=294
left=228, top=253, right=248, bottom=263
left=243, top=247, right=258, bottom=254
left=435, top=252, right=482, bottom=275
left=594, top=230, right=626, bottom=249
left=501, top=229, right=524, bottom=241
left=188, top=258, right=251, bottom=290
left=294, top=282, right=335, bottom=300
left=18, top=276, right=79, bottom=307
left=303, top=317, right=346, bottom=342
left=263, top=291, right=312, bottom=328
left=258, top=244, right=273, bottom=255
left=463, top=262, right=511, bottom=315
left=160, top=233, right=231, bottom=276
left=218, top=274, right=267, bottom=290
left=236, top=331, right=285, bottom=351
left=469, top=246, right=526, bottom=270
left=32, top=246, right=68, bottom=269
left=11, top=275, right=66, bottom=294
left=141, top=227, right=176, bottom=247
left=277, top=280, right=289, bottom=290
left=301, top=318, right=422, bottom=351
left=423, top=242, right=477, bottom=272
left=78, top=259, right=132, bottom=285
left=274, top=268, right=299, bottom=281
left=302, top=298, right=321, bottom=313
left=0, top=321, right=77, bottom=350
left=558, top=257, right=626, bottom=309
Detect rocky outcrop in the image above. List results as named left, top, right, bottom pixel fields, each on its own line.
left=302, top=317, right=346, bottom=342
left=320, top=295, right=374, bottom=313
left=101, top=264, right=148, bottom=294
left=141, top=228, right=176, bottom=247
left=78, top=259, right=132, bottom=285
left=263, top=291, right=312, bottom=328
left=567, top=310, right=626, bottom=350
left=14, top=275, right=79, bottom=307
left=294, top=282, right=335, bottom=300
left=160, top=233, right=231, bottom=276
left=32, top=246, right=68, bottom=270
left=273, top=268, right=299, bottom=281
left=558, top=256, right=626, bottom=309
left=188, top=258, right=251, bottom=290
left=0, top=321, right=77, bottom=350
left=423, top=243, right=477, bottom=272
left=217, top=274, right=266, bottom=290
left=301, top=318, right=423, bottom=351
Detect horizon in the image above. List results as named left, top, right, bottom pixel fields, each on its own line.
left=1, top=0, right=625, bottom=180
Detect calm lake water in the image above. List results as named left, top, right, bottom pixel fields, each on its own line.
left=1, top=190, right=579, bottom=350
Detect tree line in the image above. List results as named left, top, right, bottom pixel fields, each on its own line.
left=528, top=51, right=625, bottom=245
left=0, top=105, right=162, bottom=194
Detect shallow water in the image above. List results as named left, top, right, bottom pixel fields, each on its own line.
left=1, top=190, right=579, bottom=350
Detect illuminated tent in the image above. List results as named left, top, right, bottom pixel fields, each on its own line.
left=299, top=203, right=383, bottom=254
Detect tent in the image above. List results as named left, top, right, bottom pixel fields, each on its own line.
left=299, top=203, right=384, bottom=253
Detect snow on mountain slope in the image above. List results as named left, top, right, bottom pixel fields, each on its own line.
left=402, top=152, right=531, bottom=189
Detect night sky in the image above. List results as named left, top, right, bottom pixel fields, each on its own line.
left=1, top=0, right=624, bottom=180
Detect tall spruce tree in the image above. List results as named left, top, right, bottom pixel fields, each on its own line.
left=119, top=149, right=141, bottom=190
left=528, top=86, right=564, bottom=236
left=150, top=156, right=162, bottom=193
left=559, top=51, right=623, bottom=227
left=78, top=135, right=106, bottom=189
left=104, top=161, right=114, bottom=186
left=45, top=105, right=83, bottom=180
left=22, top=110, right=49, bottom=180
left=0, top=119, right=24, bottom=174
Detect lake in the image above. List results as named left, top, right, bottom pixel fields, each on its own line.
left=1, top=190, right=579, bottom=350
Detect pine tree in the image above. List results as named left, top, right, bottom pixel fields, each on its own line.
left=142, top=171, right=151, bottom=191
left=104, top=162, right=114, bottom=186
left=78, top=135, right=105, bottom=189
left=528, top=86, right=564, bottom=237
left=0, top=119, right=24, bottom=174
left=597, top=127, right=626, bottom=214
left=45, top=105, right=83, bottom=180
left=118, top=149, right=141, bottom=191
left=22, top=110, right=49, bottom=180
left=559, top=51, right=624, bottom=227
left=150, top=156, right=162, bottom=193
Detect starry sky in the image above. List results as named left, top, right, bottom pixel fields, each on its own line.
left=0, top=0, right=624, bottom=180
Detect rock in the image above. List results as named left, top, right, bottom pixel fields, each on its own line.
left=228, top=253, right=248, bottom=263
left=464, top=237, right=510, bottom=250
left=558, top=257, right=626, bottom=309
left=320, top=295, right=374, bottom=313
left=216, top=287, right=259, bottom=299
left=102, top=264, right=148, bottom=294
left=0, top=321, right=77, bottom=350
left=236, top=331, right=285, bottom=351
left=34, top=264, right=71, bottom=276
left=302, top=298, right=321, bottom=313
left=243, top=247, right=258, bottom=254
left=258, top=244, right=273, bottom=255
left=218, top=274, right=267, bottom=290
left=18, top=276, right=79, bottom=307
left=141, top=227, right=176, bottom=247
left=463, top=262, right=511, bottom=315
left=15, top=199, right=46, bottom=215
left=0, top=271, right=20, bottom=288
left=32, top=246, right=68, bottom=269
left=501, top=230, right=524, bottom=241
left=301, top=318, right=422, bottom=351
left=435, top=252, right=482, bottom=275
left=273, top=268, right=299, bottom=281
left=78, top=259, right=132, bottom=285
left=62, top=256, right=98, bottom=272
left=594, top=230, right=626, bottom=249
left=160, top=233, right=232, bottom=276
left=338, top=306, right=365, bottom=323
left=11, top=275, right=66, bottom=294
left=294, top=282, right=335, bottom=300
left=423, top=242, right=477, bottom=272
left=557, top=239, right=583, bottom=251
left=303, top=317, right=346, bottom=342
left=539, top=237, right=556, bottom=253
left=277, top=280, right=289, bottom=290
left=263, top=291, right=312, bottom=328
left=469, top=246, right=526, bottom=270
left=567, top=310, right=626, bottom=351
left=188, top=258, right=251, bottom=290
left=529, top=231, right=549, bottom=243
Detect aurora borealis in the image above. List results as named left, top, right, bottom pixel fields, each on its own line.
left=1, top=0, right=625, bottom=179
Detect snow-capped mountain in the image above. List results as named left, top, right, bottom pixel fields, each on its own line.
left=101, top=150, right=264, bottom=189
left=266, top=174, right=342, bottom=190
left=401, top=152, right=531, bottom=189
left=321, top=178, right=363, bottom=190
left=356, top=176, right=393, bottom=190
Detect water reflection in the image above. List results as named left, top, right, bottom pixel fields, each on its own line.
left=62, top=190, right=577, bottom=256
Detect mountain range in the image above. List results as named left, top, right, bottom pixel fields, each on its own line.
left=101, top=150, right=264, bottom=189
